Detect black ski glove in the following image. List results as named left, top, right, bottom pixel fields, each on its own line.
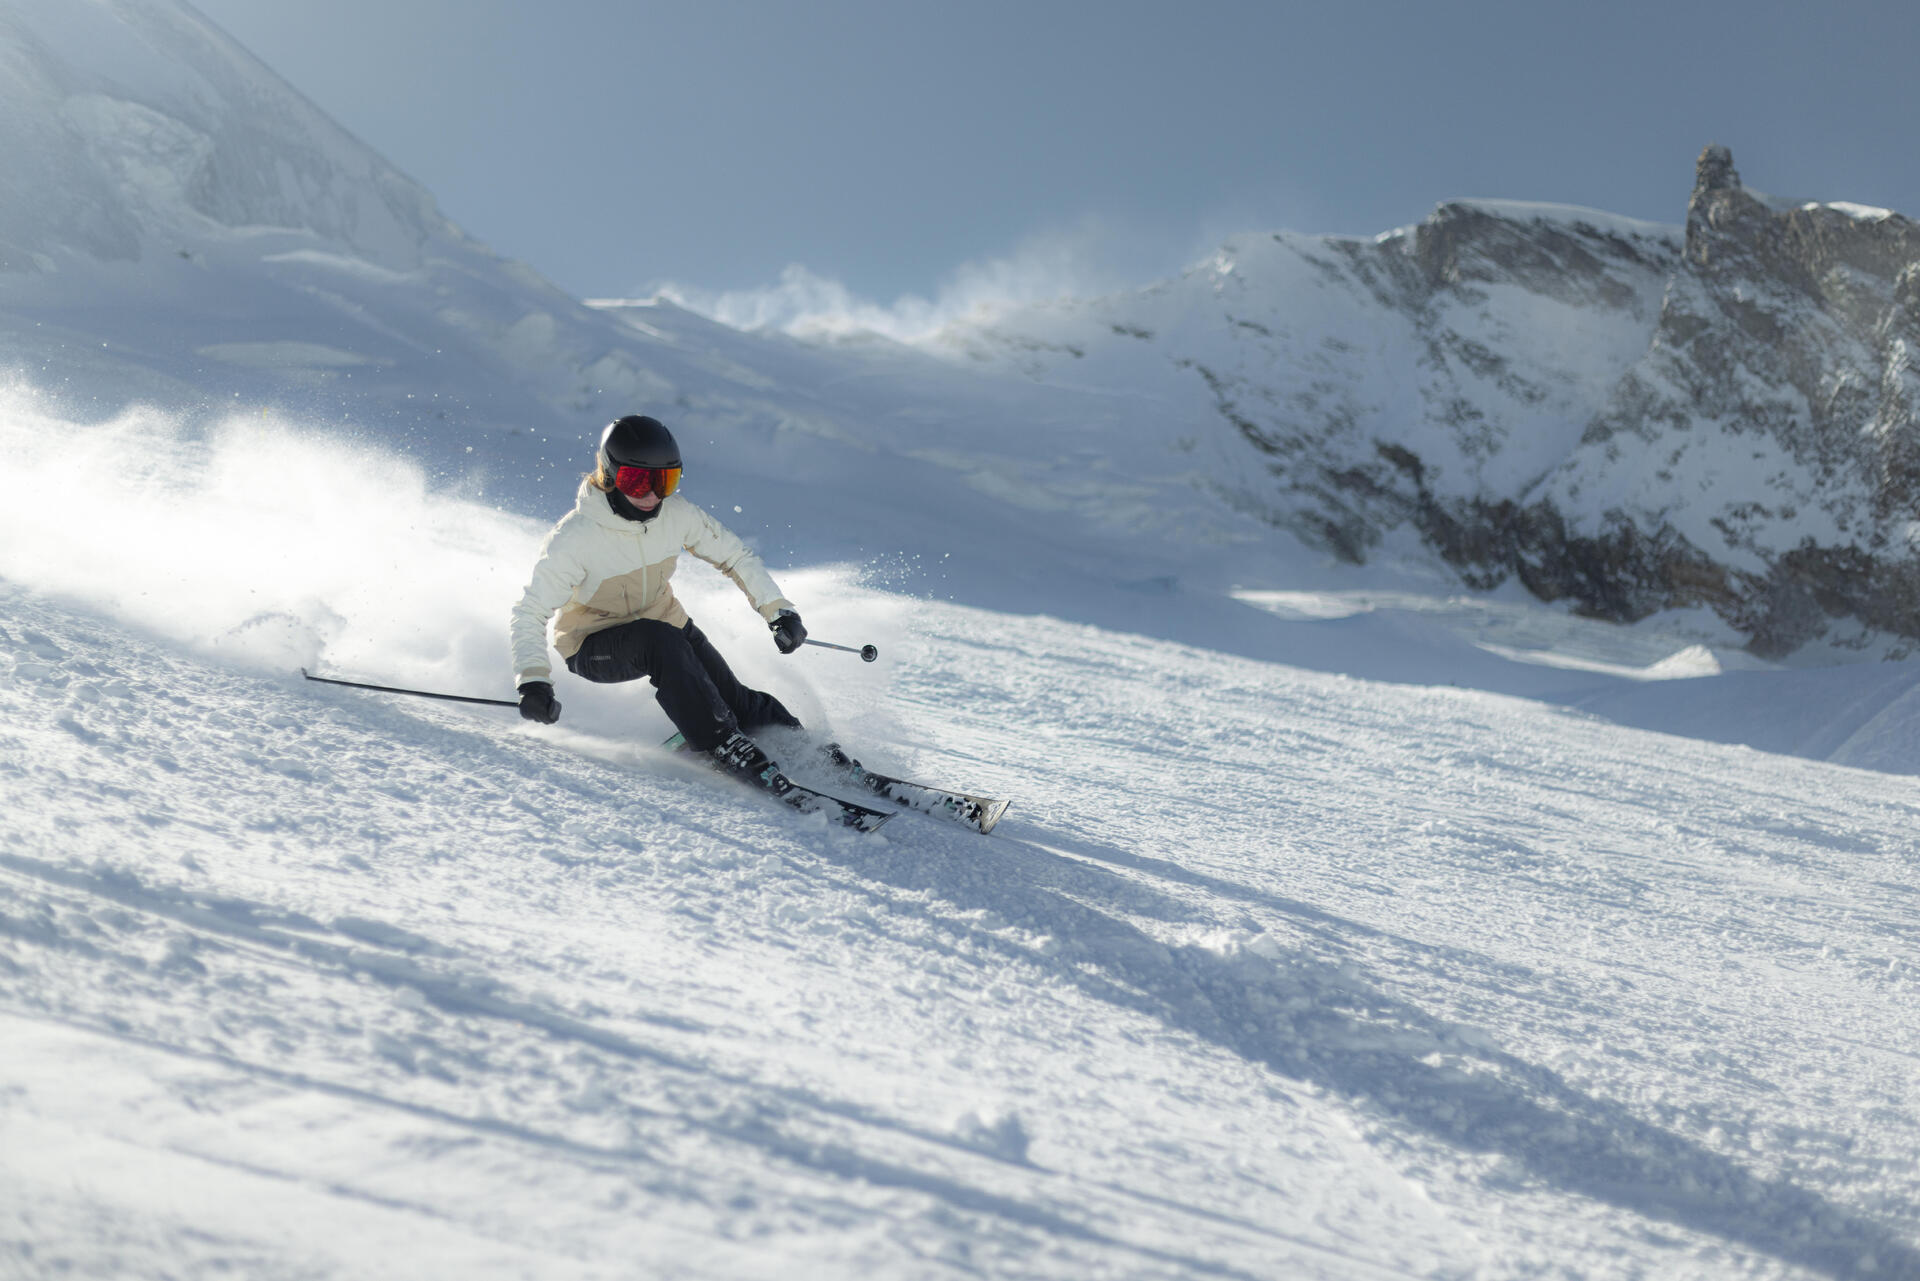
left=770, top=608, right=807, bottom=655
left=518, top=680, right=561, bottom=724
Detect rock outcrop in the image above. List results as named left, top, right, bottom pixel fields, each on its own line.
left=1531, top=145, right=1920, bottom=654
left=945, top=146, right=1920, bottom=657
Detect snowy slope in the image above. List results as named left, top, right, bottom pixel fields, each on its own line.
left=7, top=395, right=1920, bottom=1277
left=7, top=538, right=1920, bottom=1279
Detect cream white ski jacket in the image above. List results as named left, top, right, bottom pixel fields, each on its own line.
left=510, top=480, right=794, bottom=687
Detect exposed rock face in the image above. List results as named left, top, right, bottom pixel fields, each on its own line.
left=1530, top=146, right=1920, bottom=654
left=1323, top=147, right=1920, bottom=656
left=945, top=147, right=1920, bottom=657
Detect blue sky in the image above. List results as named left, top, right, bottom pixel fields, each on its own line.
left=191, top=0, right=1917, bottom=314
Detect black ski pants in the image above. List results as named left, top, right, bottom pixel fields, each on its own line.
left=565, top=618, right=799, bottom=751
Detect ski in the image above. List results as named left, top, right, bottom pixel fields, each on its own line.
left=817, top=743, right=1011, bottom=835
left=766, top=777, right=895, bottom=833
left=664, top=733, right=893, bottom=833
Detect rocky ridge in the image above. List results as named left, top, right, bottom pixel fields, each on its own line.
left=1536, top=147, right=1920, bottom=655
left=942, top=148, right=1920, bottom=657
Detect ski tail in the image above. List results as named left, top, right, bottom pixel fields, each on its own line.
left=779, top=782, right=894, bottom=833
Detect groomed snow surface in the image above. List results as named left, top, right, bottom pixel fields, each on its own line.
left=5, top=404, right=1920, bottom=1280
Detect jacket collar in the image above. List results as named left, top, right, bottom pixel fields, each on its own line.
left=576, top=478, right=676, bottom=529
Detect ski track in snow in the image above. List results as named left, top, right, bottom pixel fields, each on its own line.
left=4, top=579, right=1920, bottom=1280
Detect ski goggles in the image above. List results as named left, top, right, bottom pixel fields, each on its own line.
left=613, top=464, right=681, bottom=499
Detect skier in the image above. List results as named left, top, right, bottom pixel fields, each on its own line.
left=509, top=414, right=809, bottom=784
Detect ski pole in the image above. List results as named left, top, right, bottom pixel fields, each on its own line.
left=300, top=668, right=519, bottom=707
left=802, top=638, right=879, bottom=663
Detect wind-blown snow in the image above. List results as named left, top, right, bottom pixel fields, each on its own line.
left=647, top=220, right=1154, bottom=345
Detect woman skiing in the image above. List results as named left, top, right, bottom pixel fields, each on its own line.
left=509, top=414, right=808, bottom=781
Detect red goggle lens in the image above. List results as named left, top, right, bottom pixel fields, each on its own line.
left=614, top=465, right=681, bottom=499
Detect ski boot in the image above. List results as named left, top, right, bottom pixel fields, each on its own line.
left=709, top=730, right=793, bottom=795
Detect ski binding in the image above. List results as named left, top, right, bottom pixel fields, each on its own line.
left=665, top=732, right=892, bottom=833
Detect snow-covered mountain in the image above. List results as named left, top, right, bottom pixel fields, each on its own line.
left=917, top=151, right=1920, bottom=658
left=0, top=0, right=920, bottom=518
left=0, top=0, right=1310, bottom=611
left=909, top=198, right=1678, bottom=572
left=1551, top=146, right=1920, bottom=656
left=0, top=0, right=443, bottom=272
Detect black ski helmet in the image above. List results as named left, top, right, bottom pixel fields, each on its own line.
left=599, top=415, right=681, bottom=476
